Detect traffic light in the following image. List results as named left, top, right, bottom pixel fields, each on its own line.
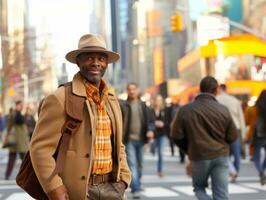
left=170, top=12, right=183, bottom=32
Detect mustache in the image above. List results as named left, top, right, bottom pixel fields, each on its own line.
left=83, top=65, right=101, bottom=69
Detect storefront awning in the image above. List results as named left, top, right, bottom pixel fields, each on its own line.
left=200, top=34, right=266, bottom=58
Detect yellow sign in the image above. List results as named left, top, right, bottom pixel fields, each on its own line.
left=7, top=88, right=15, bottom=96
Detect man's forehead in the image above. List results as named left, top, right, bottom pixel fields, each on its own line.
left=78, top=52, right=107, bottom=57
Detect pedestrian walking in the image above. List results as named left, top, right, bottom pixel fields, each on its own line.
left=4, top=100, right=29, bottom=180
left=0, top=110, right=6, bottom=139
left=24, top=106, right=36, bottom=139
left=150, top=95, right=167, bottom=177
left=164, top=100, right=177, bottom=157
left=216, top=84, right=246, bottom=182
left=120, top=82, right=154, bottom=199
left=244, top=90, right=266, bottom=185
left=169, top=100, right=186, bottom=162
left=29, top=34, right=131, bottom=200
left=171, top=76, right=238, bottom=200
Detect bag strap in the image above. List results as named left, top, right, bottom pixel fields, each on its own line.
left=49, top=83, right=85, bottom=179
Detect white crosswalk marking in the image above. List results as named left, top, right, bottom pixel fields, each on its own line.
left=229, top=184, right=257, bottom=194
left=241, top=183, right=266, bottom=191
left=172, top=183, right=258, bottom=196
left=5, top=193, right=34, bottom=200
left=0, top=185, right=19, bottom=190
left=172, top=185, right=205, bottom=196
left=142, top=175, right=191, bottom=183
left=141, top=187, right=179, bottom=197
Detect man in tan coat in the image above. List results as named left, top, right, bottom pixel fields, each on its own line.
left=30, top=34, right=131, bottom=200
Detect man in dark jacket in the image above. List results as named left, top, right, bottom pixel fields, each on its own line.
left=171, top=76, right=237, bottom=200
left=120, top=82, right=154, bottom=199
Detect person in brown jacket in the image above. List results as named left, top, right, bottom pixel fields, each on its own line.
left=171, top=76, right=237, bottom=200
left=244, top=90, right=266, bottom=185
left=30, top=34, right=131, bottom=200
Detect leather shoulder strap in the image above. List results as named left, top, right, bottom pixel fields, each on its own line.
left=49, top=83, right=85, bottom=179
left=64, top=83, right=85, bottom=122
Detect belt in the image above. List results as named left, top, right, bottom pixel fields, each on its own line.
left=89, top=173, right=113, bottom=186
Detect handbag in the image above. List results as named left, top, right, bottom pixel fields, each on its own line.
left=2, top=128, right=16, bottom=148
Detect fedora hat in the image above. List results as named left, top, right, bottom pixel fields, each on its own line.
left=65, top=34, right=120, bottom=64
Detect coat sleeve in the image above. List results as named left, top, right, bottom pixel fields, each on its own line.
left=225, top=112, right=238, bottom=144
left=170, top=108, right=188, bottom=153
left=30, top=92, right=66, bottom=194
left=119, top=142, right=131, bottom=188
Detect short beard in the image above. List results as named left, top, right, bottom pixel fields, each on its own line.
left=80, top=72, right=100, bottom=84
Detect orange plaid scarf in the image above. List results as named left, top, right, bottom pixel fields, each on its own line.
left=84, top=80, right=113, bottom=174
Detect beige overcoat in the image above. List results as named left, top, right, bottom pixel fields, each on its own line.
left=30, top=73, right=131, bottom=200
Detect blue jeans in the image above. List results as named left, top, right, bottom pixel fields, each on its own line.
left=192, top=156, right=229, bottom=200
left=253, top=138, right=266, bottom=175
left=154, top=135, right=165, bottom=173
left=125, top=140, right=144, bottom=193
left=229, top=137, right=241, bottom=173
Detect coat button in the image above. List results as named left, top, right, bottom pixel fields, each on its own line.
left=81, top=176, right=86, bottom=180
left=85, top=153, right=90, bottom=158
left=89, top=131, right=92, bottom=135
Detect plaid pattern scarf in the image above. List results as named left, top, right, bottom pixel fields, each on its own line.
left=84, top=80, right=113, bottom=174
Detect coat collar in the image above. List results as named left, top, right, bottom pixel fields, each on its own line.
left=72, top=72, right=116, bottom=99
left=195, top=92, right=217, bottom=101
left=72, top=73, right=87, bottom=97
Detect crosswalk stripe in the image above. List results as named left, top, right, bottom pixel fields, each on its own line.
left=172, top=183, right=258, bottom=196
left=141, top=187, right=179, bottom=197
left=0, top=180, right=16, bottom=185
left=141, top=175, right=260, bottom=184
left=241, top=183, right=266, bottom=191
left=172, top=185, right=200, bottom=196
left=142, top=175, right=191, bottom=183
left=228, top=184, right=257, bottom=194
left=0, top=185, right=20, bottom=190
left=5, top=193, right=34, bottom=200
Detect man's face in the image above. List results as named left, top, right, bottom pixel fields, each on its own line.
left=127, top=84, right=139, bottom=100
left=76, top=52, right=108, bottom=84
left=16, top=102, right=23, bottom=111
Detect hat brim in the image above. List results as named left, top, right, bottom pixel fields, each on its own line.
left=65, top=49, right=120, bottom=64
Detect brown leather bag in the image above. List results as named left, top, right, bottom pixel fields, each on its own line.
left=16, top=83, right=85, bottom=200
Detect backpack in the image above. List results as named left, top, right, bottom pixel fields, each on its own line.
left=16, top=83, right=85, bottom=200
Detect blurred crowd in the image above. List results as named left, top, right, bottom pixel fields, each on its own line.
left=0, top=101, right=36, bottom=180
left=0, top=82, right=266, bottom=199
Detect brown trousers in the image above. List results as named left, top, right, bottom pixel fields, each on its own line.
left=5, top=152, right=25, bottom=180
left=87, top=182, right=125, bottom=200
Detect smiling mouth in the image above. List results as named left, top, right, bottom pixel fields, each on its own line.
left=88, top=70, right=100, bottom=75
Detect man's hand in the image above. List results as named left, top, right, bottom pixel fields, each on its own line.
left=47, top=185, right=69, bottom=200
left=146, top=131, right=154, bottom=139
left=155, top=120, right=164, bottom=128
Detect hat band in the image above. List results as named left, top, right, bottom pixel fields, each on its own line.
left=80, top=46, right=107, bottom=51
